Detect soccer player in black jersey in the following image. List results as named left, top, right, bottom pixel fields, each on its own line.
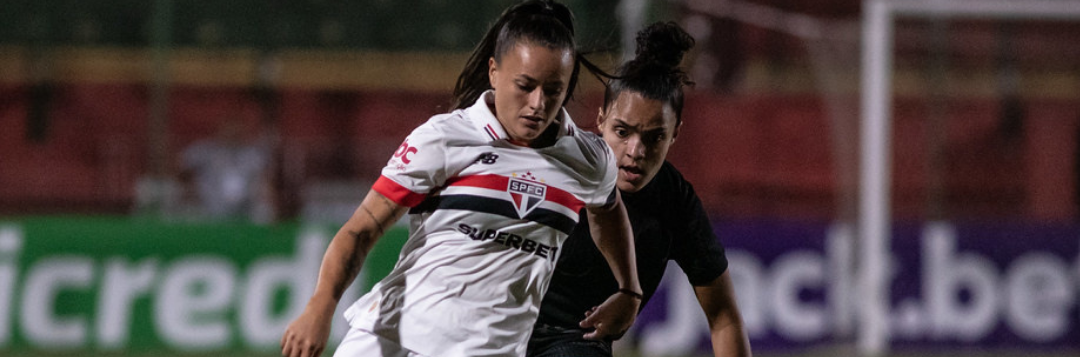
left=527, top=22, right=752, bottom=357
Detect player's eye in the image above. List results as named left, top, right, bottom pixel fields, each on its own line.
left=515, top=81, right=535, bottom=92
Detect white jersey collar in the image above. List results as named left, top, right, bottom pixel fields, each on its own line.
left=466, top=90, right=572, bottom=145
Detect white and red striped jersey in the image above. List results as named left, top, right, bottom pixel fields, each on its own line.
left=343, top=90, right=617, bottom=356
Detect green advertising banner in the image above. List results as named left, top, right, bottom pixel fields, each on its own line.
left=0, top=216, right=408, bottom=354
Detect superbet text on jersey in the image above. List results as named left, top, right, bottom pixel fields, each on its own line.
left=342, top=91, right=618, bottom=357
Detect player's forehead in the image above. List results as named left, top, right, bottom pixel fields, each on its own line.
left=499, top=43, right=573, bottom=83
left=605, top=91, right=675, bottom=130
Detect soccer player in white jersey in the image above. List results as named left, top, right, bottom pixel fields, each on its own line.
left=280, top=1, right=643, bottom=356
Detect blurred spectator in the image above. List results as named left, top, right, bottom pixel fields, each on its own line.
left=177, top=116, right=277, bottom=223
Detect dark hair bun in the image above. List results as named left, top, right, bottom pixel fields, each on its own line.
left=604, top=22, right=694, bottom=125
left=634, top=21, right=695, bottom=70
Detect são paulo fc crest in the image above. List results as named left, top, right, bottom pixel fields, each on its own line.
left=507, top=175, right=547, bottom=218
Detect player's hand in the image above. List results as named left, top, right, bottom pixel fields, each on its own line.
left=579, top=290, right=641, bottom=341
left=280, top=299, right=335, bottom=357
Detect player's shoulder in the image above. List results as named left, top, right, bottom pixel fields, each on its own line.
left=647, top=161, right=697, bottom=199
left=575, top=128, right=608, bottom=151
left=420, top=110, right=465, bottom=131
left=564, top=120, right=613, bottom=165
left=411, top=109, right=484, bottom=142
left=656, top=161, right=688, bottom=183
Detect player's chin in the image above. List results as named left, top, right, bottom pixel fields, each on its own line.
left=517, top=116, right=545, bottom=132
left=616, top=179, right=643, bottom=193
left=513, top=124, right=544, bottom=141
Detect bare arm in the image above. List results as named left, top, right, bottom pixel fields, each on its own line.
left=280, top=190, right=408, bottom=357
left=587, top=191, right=639, bottom=294
left=694, top=271, right=752, bottom=357
left=579, top=191, right=642, bottom=340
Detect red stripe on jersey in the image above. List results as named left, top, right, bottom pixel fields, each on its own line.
left=373, top=176, right=427, bottom=207
left=446, top=174, right=585, bottom=213
left=484, top=124, right=500, bottom=140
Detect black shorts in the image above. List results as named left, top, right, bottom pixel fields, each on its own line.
left=526, top=323, right=613, bottom=357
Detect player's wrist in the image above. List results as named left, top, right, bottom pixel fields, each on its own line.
left=616, top=288, right=643, bottom=300
left=306, top=293, right=340, bottom=313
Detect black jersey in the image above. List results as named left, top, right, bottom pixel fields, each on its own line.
left=534, top=161, right=729, bottom=329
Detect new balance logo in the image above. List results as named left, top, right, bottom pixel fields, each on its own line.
left=477, top=152, right=499, bottom=165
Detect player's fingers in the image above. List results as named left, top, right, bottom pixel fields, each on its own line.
left=281, top=335, right=294, bottom=357
left=299, top=342, right=315, bottom=357
left=307, top=342, right=324, bottom=357
left=579, top=308, right=602, bottom=327
left=583, top=323, right=605, bottom=341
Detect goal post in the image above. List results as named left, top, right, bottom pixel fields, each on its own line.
left=858, top=0, right=1080, bottom=355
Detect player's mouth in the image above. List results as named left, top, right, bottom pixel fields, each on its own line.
left=520, top=114, right=543, bottom=129
left=619, top=165, right=644, bottom=182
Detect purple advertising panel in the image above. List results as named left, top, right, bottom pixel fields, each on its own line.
left=628, top=219, right=1080, bottom=355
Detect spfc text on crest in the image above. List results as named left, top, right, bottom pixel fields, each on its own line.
left=508, top=178, right=546, bottom=217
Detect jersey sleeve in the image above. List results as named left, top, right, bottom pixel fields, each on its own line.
left=582, top=132, right=619, bottom=208
left=373, top=121, right=448, bottom=207
left=670, top=172, right=729, bottom=286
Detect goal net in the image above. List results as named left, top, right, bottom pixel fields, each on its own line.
left=677, top=1, right=1080, bottom=356
left=860, top=0, right=1080, bottom=355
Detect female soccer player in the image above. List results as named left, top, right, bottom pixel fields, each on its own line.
left=280, top=1, right=642, bottom=356
left=527, top=22, right=752, bottom=357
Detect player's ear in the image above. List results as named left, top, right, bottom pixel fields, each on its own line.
left=672, top=120, right=682, bottom=142
left=488, top=57, right=498, bottom=88
left=595, top=106, right=606, bottom=130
